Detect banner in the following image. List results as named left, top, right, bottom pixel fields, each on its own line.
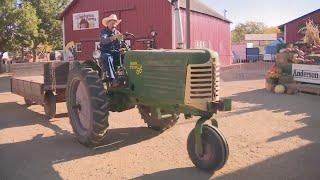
left=292, top=64, right=320, bottom=84
left=73, top=11, right=99, bottom=30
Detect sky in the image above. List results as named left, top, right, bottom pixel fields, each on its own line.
left=200, top=0, right=320, bottom=29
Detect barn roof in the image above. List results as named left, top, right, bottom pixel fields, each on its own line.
left=175, top=0, right=231, bottom=23
left=59, top=0, right=231, bottom=23
left=279, top=8, right=320, bottom=28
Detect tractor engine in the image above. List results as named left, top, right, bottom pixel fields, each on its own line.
left=124, top=49, right=220, bottom=112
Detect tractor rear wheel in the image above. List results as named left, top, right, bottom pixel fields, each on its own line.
left=137, top=105, right=179, bottom=131
left=66, top=65, right=109, bottom=147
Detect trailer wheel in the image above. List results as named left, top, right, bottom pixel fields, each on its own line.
left=187, top=125, right=229, bottom=171
left=44, top=91, right=56, bottom=119
left=66, top=65, right=109, bottom=147
left=137, top=105, right=179, bottom=131
left=24, top=98, right=33, bottom=107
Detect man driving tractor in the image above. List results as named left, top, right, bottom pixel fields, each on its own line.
left=100, top=14, right=124, bottom=87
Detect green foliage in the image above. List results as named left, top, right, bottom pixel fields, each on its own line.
left=15, top=2, right=40, bottom=47
left=25, top=0, right=70, bottom=50
left=232, top=21, right=267, bottom=43
left=0, top=0, right=69, bottom=53
left=0, top=0, right=39, bottom=52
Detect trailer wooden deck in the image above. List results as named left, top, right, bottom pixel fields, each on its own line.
left=10, top=61, right=69, bottom=118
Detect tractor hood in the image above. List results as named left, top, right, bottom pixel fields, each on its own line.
left=123, top=49, right=219, bottom=109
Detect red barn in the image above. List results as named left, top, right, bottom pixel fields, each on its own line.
left=59, top=0, right=232, bottom=65
left=279, top=9, right=320, bottom=44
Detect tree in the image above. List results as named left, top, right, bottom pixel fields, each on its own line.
left=264, top=27, right=280, bottom=34
left=0, top=0, right=17, bottom=52
left=14, top=2, right=40, bottom=50
left=0, top=0, right=39, bottom=54
left=23, top=0, right=69, bottom=60
left=232, top=21, right=267, bottom=43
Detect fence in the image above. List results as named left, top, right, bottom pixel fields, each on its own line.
left=221, top=54, right=276, bottom=81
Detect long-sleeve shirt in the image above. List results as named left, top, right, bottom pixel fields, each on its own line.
left=100, top=28, right=121, bottom=53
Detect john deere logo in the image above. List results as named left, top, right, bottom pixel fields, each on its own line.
left=130, top=61, right=143, bottom=75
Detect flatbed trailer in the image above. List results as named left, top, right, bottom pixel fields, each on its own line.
left=10, top=62, right=69, bottom=118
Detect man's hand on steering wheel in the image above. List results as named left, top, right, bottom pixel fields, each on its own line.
left=113, top=34, right=124, bottom=41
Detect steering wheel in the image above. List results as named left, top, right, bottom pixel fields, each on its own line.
left=123, top=32, right=136, bottom=47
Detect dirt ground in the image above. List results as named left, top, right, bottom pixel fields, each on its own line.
left=0, top=67, right=319, bottom=180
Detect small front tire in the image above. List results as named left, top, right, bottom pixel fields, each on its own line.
left=187, top=125, right=229, bottom=171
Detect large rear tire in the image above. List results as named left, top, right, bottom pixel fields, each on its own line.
left=66, top=65, right=109, bottom=147
left=187, top=125, right=229, bottom=171
left=137, top=105, right=179, bottom=131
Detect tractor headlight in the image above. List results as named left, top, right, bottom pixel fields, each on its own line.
left=92, top=50, right=101, bottom=59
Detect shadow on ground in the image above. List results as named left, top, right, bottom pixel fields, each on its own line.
left=0, top=102, right=68, bottom=131
left=0, top=75, right=11, bottom=93
left=131, top=167, right=212, bottom=180
left=0, top=124, right=160, bottom=180
left=134, top=88, right=320, bottom=180
left=226, top=89, right=320, bottom=142
left=133, top=143, right=320, bottom=180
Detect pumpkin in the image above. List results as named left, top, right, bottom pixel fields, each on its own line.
left=274, top=84, right=286, bottom=94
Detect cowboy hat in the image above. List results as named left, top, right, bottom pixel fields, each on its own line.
left=102, top=14, right=122, bottom=27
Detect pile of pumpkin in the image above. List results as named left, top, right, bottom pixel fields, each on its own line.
left=265, top=65, right=287, bottom=94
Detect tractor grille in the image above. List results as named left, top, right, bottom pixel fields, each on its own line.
left=185, top=62, right=220, bottom=111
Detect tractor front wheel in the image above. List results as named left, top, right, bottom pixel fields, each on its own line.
left=137, top=105, right=179, bottom=131
left=187, top=125, right=229, bottom=171
left=66, top=65, right=109, bottom=147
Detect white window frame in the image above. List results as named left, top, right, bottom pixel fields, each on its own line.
left=75, top=43, right=82, bottom=52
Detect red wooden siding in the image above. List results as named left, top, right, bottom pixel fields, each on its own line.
left=64, top=0, right=172, bottom=60
left=285, top=10, right=320, bottom=44
left=179, top=10, right=231, bottom=66
left=62, top=0, right=231, bottom=65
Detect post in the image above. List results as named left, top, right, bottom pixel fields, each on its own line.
left=172, top=0, right=184, bottom=49
left=186, top=0, right=191, bottom=49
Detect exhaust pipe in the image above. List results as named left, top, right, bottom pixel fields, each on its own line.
left=172, top=0, right=184, bottom=49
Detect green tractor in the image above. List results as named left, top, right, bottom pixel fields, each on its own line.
left=66, top=47, right=231, bottom=171
left=66, top=0, right=231, bottom=172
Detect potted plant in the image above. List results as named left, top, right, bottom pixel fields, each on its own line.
left=265, top=65, right=281, bottom=91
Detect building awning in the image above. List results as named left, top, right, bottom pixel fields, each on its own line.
left=245, top=34, right=278, bottom=41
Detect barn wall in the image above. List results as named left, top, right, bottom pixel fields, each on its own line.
left=178, top=10, right=231, bottom=66
left=285, top=10, right=320, bottom=44
left=64, top=0, right=172, bottom=60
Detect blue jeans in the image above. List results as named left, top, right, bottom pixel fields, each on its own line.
left=101, top=53, right=116, bottom=79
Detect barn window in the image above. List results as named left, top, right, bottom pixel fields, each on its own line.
left=195, top=41, right=208, bottom=49
left=75, top=43, right=82, bottom=52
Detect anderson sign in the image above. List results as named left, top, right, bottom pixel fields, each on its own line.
left=292, top=64, right=320, bottom=84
